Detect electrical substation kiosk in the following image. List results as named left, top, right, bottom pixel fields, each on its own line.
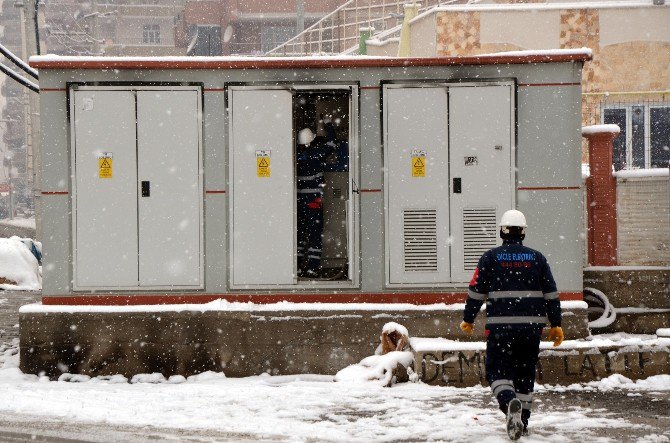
left=31, top=52, right=590, bottom=303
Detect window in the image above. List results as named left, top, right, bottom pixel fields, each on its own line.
left=261, top=26, right=296, bottom=53
left=650, top=107, right=670, bottom=168
left=142, top=24, right=160, bottom=44
left=603, top=104, right=670, bottom=170
left=187, top=26, right=222, bottom=56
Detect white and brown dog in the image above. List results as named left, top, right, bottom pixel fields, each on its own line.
left=377, top=322, right=415, bottom=385
left=379, top=324, right=410, bottom=355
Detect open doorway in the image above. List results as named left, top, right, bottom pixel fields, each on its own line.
left=294, top=91, right=350, bottom=282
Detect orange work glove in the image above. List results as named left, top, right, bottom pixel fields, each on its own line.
left=460, top=321, right=474, bottom=335
left=547, top=326, right=564, bottom=347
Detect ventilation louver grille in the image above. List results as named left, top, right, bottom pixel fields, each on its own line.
left=403, top=209, right=438, bottom=272
left=463, top=208, right=498, bottom=271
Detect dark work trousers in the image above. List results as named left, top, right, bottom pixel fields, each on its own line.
left=486, top=329, right=542, bottom=427
left=297, top=194, right=323, bottom=274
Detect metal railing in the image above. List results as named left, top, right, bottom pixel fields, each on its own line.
left=266, top=0, right=450, bottom=56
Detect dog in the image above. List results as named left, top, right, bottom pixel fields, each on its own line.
left=377, top=322, right=414, bottom=385
left=380, top=328, right=410, bottom=355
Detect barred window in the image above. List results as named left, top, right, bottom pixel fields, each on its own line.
left=603, top=104, right=670, bottom=170
left=143, top=24, right=160, bottom=44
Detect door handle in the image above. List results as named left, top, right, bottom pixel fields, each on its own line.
left=453, top=178, right=461, bottom=194
left=141, top=181, right=150, bottom=197
left=351, top=178, right=360, bottom=195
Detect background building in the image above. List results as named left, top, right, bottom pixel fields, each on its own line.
left=0, top=0, right=33, bottom=218
left=44, top=0, right=186, bottom=56
left=363, top=0, right=670, bottom=170
left=0, top=0, right=342, bottom=220
left=174, top=0, right=342, bottom=56
left=359, top=0, right=670, bottom=266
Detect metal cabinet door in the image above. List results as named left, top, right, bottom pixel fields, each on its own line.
left=384, top=85, right=450, bottom=285
left=137, top=90, right=202, bottom=287
left=449, top=84, right=514, bottom=282
left=229, top=88, right=295, bottom=287
left=72, top=89, right=138, bottom=288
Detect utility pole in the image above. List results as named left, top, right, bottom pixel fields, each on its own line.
left=296, top=0, right=305, bottom=55
left=17, top=0, right=42, bottom=238
left=297, top=0, right=305, bottom=34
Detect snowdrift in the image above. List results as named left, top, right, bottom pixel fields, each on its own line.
left=0, top=236, right=42, bottom=290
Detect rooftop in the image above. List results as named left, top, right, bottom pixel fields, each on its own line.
left=29, top=49, right=592, bottom=70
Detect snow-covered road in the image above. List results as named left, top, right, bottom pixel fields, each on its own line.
left=1, top=340, right=669, bottom=442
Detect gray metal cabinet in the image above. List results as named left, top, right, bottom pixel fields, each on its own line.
left=228, top=87, right=296, bottom=287
left=384, top=82, right=515, bottom=286
left=71, top=87, right=203, bottom=290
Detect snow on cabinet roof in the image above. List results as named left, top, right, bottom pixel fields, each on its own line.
left=29, top=49, right=592, bottom=70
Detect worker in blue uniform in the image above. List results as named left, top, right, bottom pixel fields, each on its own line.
left=296, top=125, right=337, bottom=277
left=459, top=209, right=564, bottom=440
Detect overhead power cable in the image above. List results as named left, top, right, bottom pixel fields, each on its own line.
left=0, top=42, right=39, bottom=80
left=0, top=62, right=39, bottom=92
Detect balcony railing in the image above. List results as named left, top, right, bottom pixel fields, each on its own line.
left=265, top=0, right=454, bottom=56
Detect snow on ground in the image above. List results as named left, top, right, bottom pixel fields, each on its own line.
left=19, top=299, right=588, bottom=314
left=411, top=332, right=670, bottom=353
left=0, top=340, right=668, bottom=442
left=0, top=236, right=41, bottom=290
left=334, top=351, right=415, bottom=385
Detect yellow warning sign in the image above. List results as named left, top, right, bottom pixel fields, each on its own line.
left=256, top=150, right=271, bottom=178
left=98, top=152, right=113, bottom=179
left=411, top=149, right=426, bottom=178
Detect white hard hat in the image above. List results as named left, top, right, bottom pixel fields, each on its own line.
left=298, top=128, right=315, bottom=145
left=499, top=209, right=527, bottom=228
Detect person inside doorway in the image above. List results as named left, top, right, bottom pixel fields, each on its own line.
left=294, top=91, right=351, bottom=281
left=296, top=126, right=334, bottom=278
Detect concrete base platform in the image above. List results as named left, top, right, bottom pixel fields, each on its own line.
left=19, top=302, right=588, bottom=379
left=413, top=335, right=670, bottom=387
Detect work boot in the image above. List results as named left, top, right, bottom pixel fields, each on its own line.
left=506, top=398, right=523, bottom=441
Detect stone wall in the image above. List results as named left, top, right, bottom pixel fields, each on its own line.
left=417, top=346, right=670, bottom=387
left=435, top=12, right=480, bottom=56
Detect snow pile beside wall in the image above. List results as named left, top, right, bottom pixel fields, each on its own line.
left=0, top=236, right=41, bottom=290
left=334, top=351, right=414, bottom=386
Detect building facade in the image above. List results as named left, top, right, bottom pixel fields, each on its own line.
left=366, top=0, right=670, bottom=171
left=0, top=0, right=33, bottom=217
left=174, top=0, right=342, bottom=55
left=43, top=0, right=186, bottom=56
left=364, top=0, right=670, bottom=265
